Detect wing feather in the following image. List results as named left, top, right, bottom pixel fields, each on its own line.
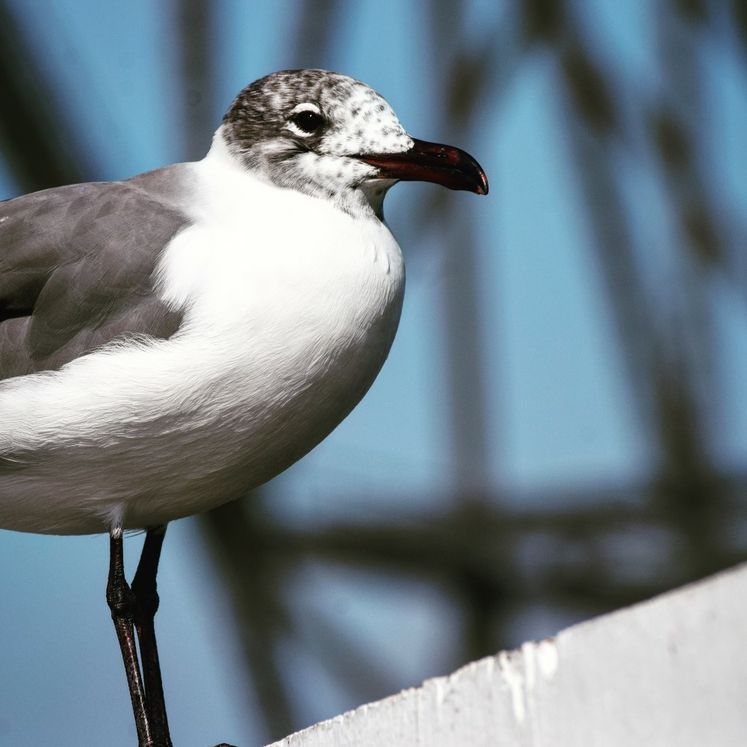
left=0, top=166, right=191, bottom=378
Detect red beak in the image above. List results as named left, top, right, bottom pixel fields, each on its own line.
left=357, top=138, right=489, bottom=195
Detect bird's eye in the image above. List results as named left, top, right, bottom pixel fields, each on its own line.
left=289, top=109, right=325, bottom=135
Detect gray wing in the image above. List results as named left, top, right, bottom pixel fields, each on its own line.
left=0, top=166, right=191, bottom=379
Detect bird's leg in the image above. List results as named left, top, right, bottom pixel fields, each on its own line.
left=131, top=525, right=172, bottom=747
left=107, top=529, right=154, bottom=747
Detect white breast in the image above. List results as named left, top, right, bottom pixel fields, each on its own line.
left=0, top=144, right=405, bottom=534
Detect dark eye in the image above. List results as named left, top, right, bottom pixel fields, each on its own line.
left=290, top=109, right=325, bottom=135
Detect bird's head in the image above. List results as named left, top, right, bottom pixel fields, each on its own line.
left=219, top=69, right=488, bottom=216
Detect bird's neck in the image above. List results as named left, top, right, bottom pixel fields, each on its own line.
left=207, top=128, right=392, bottom=222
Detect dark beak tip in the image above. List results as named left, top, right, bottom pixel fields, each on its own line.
left=476, top=172, right=489, bottom=196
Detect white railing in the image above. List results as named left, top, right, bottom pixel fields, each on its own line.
left=270, top=563, right=747, bottom=746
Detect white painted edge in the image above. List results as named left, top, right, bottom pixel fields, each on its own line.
left=268, top=562, right=747, bottom=747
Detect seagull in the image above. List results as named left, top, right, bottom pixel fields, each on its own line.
left=0, top=69, right=487, bottom=746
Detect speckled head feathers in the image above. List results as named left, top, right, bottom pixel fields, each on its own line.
left=223, top=69, right=411, bottom=156
left=218, top=70, right=412, bottom=213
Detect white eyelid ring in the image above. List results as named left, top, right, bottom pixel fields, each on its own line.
left=289, top=102, right=321, bottom=115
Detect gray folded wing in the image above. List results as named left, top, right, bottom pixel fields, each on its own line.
left=0, top=167, right=191, bottom=379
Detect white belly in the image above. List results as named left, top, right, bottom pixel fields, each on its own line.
left=0, top=177, right=405, bottom=534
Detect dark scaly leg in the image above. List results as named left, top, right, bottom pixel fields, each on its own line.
left=107, top=529, right=154, bottom=746
left=132, top=525, right=172, bottom=747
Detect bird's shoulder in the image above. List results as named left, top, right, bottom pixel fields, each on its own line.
left=0, top=165, right=193, bottom=379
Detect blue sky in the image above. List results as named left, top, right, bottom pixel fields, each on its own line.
left=1, top=1, right=746, bottom=745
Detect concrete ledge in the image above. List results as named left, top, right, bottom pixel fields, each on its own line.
left=269, top=563, right=747, bottom=746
